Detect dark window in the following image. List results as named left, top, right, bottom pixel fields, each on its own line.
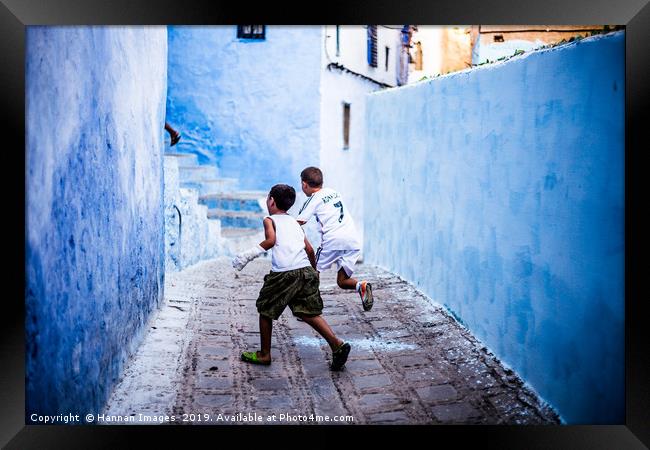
left=237, top=25, right=266, bottom=40
left=493, top=34, right=504, bottom=42
left=367, top=25, right=378, bottom=67
left=385, top=46, right=390, bottom=71
left=343, top=103, right=351, bottom=149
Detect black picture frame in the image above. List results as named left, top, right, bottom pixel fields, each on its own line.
left=1, top=0, right=647, bottom=448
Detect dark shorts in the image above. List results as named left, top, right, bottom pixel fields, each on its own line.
left=256, top=266, right=323, bottom=320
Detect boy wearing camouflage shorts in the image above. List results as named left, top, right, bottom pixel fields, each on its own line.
left=232, top=184, right=351, bottom=371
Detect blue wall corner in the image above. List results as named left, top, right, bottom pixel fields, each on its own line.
left=365, top=32, right=625, bottom=424
left=25, top=26, right=168, bottom=418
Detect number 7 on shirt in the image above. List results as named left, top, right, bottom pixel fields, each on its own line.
left=333, top=201, right=344, bottom=223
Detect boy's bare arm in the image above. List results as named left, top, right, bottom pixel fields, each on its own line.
left=259, top=217, right=276, bottom=250
left=304, top=236, right=317, bottom=270
left=231, top=217, right=275, bottom=271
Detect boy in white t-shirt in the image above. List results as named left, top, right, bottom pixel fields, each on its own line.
left=231, top=184, right=351, bottom=370
left=296, top=167, right=373, bottom=311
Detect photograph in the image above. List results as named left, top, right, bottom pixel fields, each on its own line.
left=2, top=0, right=648, bottom=448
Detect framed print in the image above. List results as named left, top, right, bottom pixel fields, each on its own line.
left=2, top=0, right=648, bottom=448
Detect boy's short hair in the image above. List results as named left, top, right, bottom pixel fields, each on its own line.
left=269, top=184, right=296, bottom=211
left=300, top=166, right=323, bottom=188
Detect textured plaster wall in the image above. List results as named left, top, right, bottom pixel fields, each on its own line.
left=163, top=156, right=182, bottom=270
left=163, top=156, right=223, bottom=272
left=364, top=32, right=624, bottom=424
left=178, top=187, right=220, bottom=268
left=25, top=26, right=168, bottom=418
left=166, top=26, right=322, bottom=191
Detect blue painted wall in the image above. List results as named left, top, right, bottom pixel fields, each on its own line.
left=166, top=26, right=322, bottom=191
left=365, top=32, right=624, bottom=424
left=25, top=26, right=168, bottom=419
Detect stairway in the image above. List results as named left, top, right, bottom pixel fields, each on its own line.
left=164, top=151, right=267, bottom=258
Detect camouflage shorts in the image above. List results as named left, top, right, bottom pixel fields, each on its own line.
left=256, top=266, right=323, bottom=320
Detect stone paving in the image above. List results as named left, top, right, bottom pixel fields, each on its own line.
left=104, top=257, right=561, bottom=425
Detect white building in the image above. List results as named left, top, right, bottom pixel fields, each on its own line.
left=319, top=25, right=403, bottom=251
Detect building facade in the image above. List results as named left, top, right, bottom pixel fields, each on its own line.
left=400, top=25, right=618, bottom=84
left=166, top=25, right=403, bottom=251
left=319, top=25, right=402, bottom=249
left=470, top=25, right=616, bottom=65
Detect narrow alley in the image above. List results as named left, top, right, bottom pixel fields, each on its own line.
left=104, top=257, right=560, bottom=425
left=21, top=23, right=627, bottom=440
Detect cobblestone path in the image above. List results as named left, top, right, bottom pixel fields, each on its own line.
left=104, top=257, right=560, bottom=425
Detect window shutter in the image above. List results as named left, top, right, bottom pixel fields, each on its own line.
left=367, top=25, right=378, bottom=67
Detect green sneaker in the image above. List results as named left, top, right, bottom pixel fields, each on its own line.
left=241, top=351, right=271, bottom=366
left=330, top=342, right=351, bottom=371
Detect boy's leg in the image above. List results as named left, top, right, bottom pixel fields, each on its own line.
left=258, top=315, right=273, bottom=362
left=164, top=122, right=181, bottom=146
left=242, top=314, right=273, bottom=364
left=291, top=267, right=351, bottom=370
left=336, top=268, right=357, bottom=290
left=244, top=269, right=294, bottom=365
left=297, top=314, right=343, bottom=351
left=300, top=314, right=351, bottom=370
left=337, top=268, right=374, bottom=312
left=297, top=313, right=351, bottom=371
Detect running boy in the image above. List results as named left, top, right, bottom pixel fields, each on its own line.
left=231, top=184, right=351, bottom=370
left=296, top=167, right=373, bottom=311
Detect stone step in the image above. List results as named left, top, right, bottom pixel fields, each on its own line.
left=178, top=165, right=220, bottom=182
left=199, top=191, right=267, bottom=212
left=163, top=152, right=199, bottom=167
left=179, top=186, right=200, bottom=201
left=221, top=227, right=261, bottom=239
left=181, top=178, right=239, bottom=195
left=207, top=208, right=266, bottom=229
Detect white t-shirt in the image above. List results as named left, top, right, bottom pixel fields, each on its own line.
left=267, top=214, right=311, bottom=272
left=296, top=187, right=361, bottom=251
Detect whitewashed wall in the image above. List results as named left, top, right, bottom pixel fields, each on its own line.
left=318, top=26, right=401, bottom=253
